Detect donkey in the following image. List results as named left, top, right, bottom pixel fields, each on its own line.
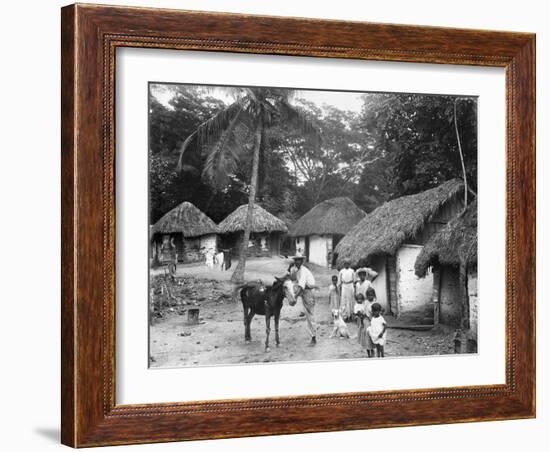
left=238, top=276, right=296, bottom=352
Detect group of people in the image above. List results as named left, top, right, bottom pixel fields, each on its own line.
left=287, top=256, right=387, bottom=357
left=204, top=248, right=232, bottom=271
left=328, top=260, right=387, bottom=357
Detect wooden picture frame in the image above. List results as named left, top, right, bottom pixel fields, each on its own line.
left=61, top=3, right=535, bottom=447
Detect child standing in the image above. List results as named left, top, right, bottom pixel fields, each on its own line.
left=354, top=293, right=370, bottom=356
left=363, top=288, right=377, bottom=357
left=367, top=302, right=387, bottom=357
left=328, top=275, right=340, bottom=320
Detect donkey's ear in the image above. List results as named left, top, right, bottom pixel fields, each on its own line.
left=274, top=276, right=282, bottom=282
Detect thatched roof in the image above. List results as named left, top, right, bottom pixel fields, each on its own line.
left=415, top=200, right=477, bottom=277
left=334, top=179, right=464, bottom=267
left=288, top=197, right=365, bottom=237
left=218, top=204, right=288, bottom=234
left=152, top=202, right=218, bottom=237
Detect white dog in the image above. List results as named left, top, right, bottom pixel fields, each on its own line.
left=329, top=310, right=351, bottom=339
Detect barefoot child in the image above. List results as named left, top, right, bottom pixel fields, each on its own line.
left=354, top=293, right=368, bottom=354
left=363, top=287, right=377, bottom=357
left=367, top=302, right=387, bottom=357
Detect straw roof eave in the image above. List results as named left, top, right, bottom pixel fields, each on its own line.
left=218, top=204, right=288, bottom=234
left=288, top=197, right=366, bottom=237
left=334, top=179, right=465, bottom=268
left=152, top=202, right=219, bottom=237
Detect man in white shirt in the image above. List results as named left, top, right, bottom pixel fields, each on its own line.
left=291, top=256, right=317, bottom=345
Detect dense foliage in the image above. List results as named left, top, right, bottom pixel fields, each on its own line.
left=149, top=85, right=477, bottom=224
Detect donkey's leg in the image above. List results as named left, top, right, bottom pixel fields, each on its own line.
left=265, top=313, right=271, bottom=352
left=274, top=311, right=281, bottom=347
left=242, top=304, right=248, bottom=341
left=245, top=311, right=255, bottom=342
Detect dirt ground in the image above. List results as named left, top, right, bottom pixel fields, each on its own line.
left=149, top=257, right=457, bottom=368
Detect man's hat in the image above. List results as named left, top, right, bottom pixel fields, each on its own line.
left=291, top=255, right=306, bottom=261
left=355, top=267, right=379, bottom=280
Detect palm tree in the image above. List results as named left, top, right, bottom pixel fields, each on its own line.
left=178, top=87, right=320, bottom=283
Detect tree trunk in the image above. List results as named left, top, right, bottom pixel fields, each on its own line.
left=231, top=121, right=262, bottom=283
left=454, top=98, right=468, bottom=209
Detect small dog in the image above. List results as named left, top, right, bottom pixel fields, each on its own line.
left=329, top=310, right=351, bottom=339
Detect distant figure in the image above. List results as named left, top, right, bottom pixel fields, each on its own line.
left=220, top=248, right=231, bottom=271
left=215, top=251, right=225, bottom=271
left=204, top=248, right=215, bottom=269
left=338, top=260, right=355, bottom=321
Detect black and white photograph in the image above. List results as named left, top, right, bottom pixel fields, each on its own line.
left=148, top=83, right=479, bottom=368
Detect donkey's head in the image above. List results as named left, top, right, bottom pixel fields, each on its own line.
left=273, top=275, right=297, bottom=306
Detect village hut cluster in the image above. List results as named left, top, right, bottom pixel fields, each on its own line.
left=150, top=179, right=478, bottom=349
left=151, top=202, right=288, bottom=266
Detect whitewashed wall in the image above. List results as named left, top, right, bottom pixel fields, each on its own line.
left=295, top=237, right=306, bottom=256
left=371, top=256, right=389, bottom=313
left=200, top=234, right=218, bottom=254
left=468, top=269, right=478, bottom=336
left=397, top=245, right=434, bottom=322
left=309, top=235, right=329, bottom=267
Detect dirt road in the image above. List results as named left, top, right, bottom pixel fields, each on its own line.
left=149, top=257, right=457, bottom=368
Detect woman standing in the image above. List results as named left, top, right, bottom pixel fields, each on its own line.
left=338, top=260, right=355, bottom=321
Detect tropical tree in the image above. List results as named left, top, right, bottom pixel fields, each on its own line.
left=358, top=92, right=477, bottom=199
left=178, top=87, right=319, bottom=283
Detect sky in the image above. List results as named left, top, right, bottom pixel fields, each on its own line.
left=150, top=83, right=365, bottom=113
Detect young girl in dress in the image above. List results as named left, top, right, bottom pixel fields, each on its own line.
left=328, top=275, right=340, bottom=321
left=367, top=302, right=387, bottom=357
left=354, top=293, right=371, bottom=356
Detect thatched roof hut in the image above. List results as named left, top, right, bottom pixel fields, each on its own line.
left=415, top=200, right=477, bottom=277
left=288, top=197, right=365, bottom=237
left=335, top=179, right=464, bottom=267
left=218, top=204, right=288, bottom=234
left=152, top=201, right=218, bottom=237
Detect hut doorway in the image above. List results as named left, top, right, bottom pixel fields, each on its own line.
left=304, top=236, right=310, bottom=261
left=396, top=245, right=434, bottom=324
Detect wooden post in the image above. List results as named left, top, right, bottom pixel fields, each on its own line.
left=432, top=266, right=441, bottom=326
left=387, top=256, right=398, bottom=317
left=187, top=307, right=200, bottom=325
